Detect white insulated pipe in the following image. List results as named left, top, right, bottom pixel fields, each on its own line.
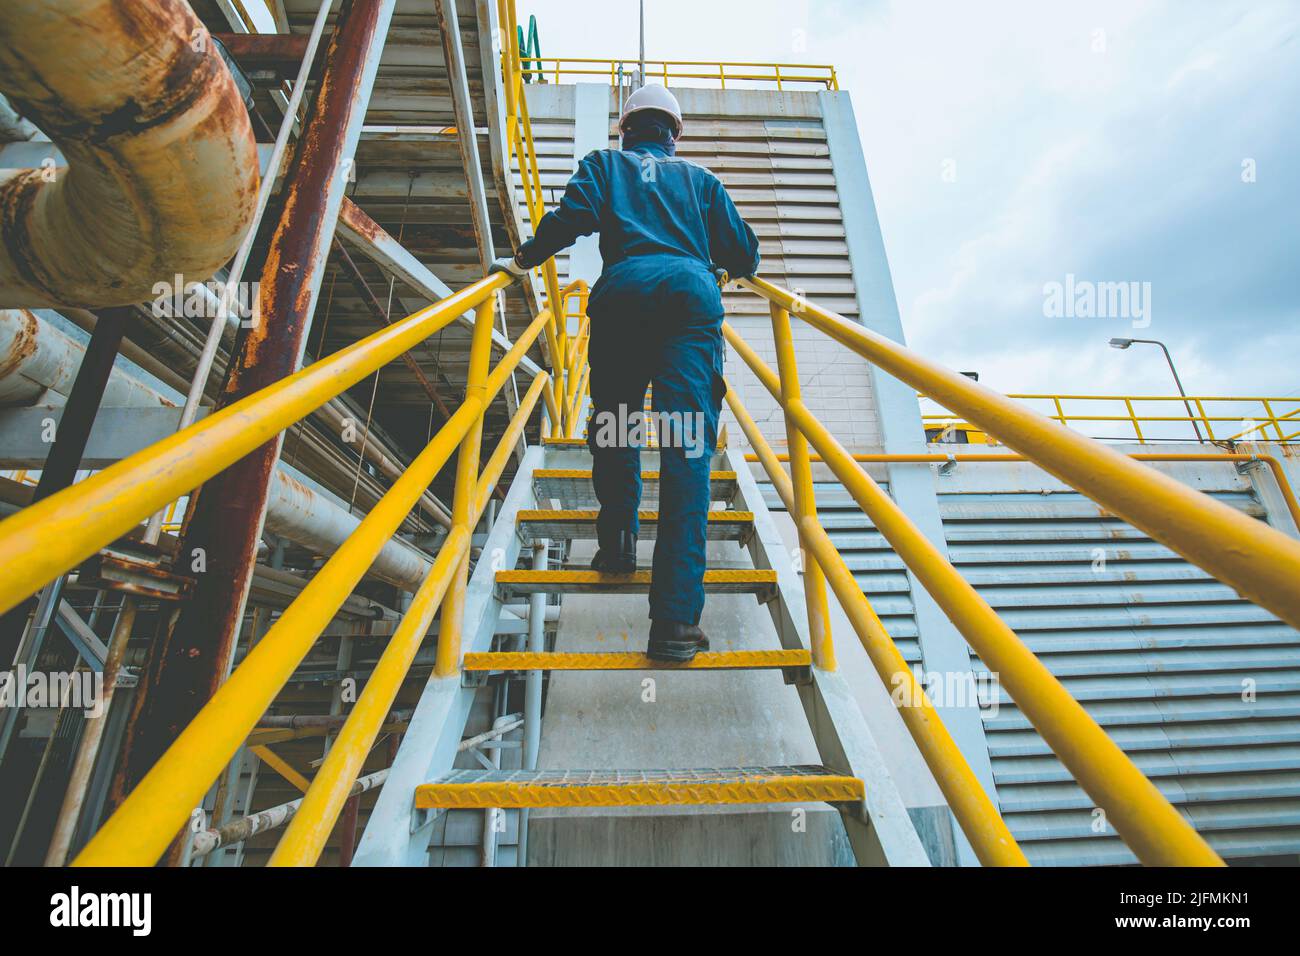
left=263, top=468, right=434, bottom=593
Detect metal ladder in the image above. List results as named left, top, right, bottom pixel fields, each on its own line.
left=354, top=436, right=931, bottom=866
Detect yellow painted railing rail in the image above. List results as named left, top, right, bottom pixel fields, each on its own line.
left=724, top=319, right=1223, bottom=866
left=269, top=372, right=554, bottom=866
left=518, top=56, right=839, bottom=90
left=923, top=393, right=1300, bottom=444
left=739, top=275, right=1300, bottom=635
left=726, top=386, right=1027, bottom=867
left=499, top=0, right=568, bottom=428
left=73, top=286, right=556, bottom=867
left=0, top=271, right=514, bottom=619
left=747, top=451, right=1300, bottom=537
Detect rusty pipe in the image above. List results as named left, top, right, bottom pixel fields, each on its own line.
left=0, top=0, right=259, bottom=307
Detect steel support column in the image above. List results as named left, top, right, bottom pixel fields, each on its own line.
left=434, top=0, right=495, bottom=272
left=109, top=0, right=396, bottom=858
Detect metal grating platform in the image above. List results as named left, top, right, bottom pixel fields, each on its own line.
left=532, top=469, right=739, bottom=508
left=462, top=649, right=811, bottom=671
left=415, top=765, right=864, bottom=808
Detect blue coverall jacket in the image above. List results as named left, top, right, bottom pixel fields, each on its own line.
left=516, top=137, right=760, bottom=625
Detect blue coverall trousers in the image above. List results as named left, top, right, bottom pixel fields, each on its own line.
left=585, top=258, right=727, bottom=625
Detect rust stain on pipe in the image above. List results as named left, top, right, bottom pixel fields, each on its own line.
left=0, top=0, right=259, bottom=307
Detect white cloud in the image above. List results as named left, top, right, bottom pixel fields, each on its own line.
left=523, top=0, right=1300, bottom=396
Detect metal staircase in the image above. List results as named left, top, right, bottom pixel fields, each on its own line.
left=9, top=0, right=1300, bottom=870
left=354, top=436, right=932, bottom=866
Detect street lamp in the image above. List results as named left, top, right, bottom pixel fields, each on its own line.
left=1108, top=337, right=1204, bottom=442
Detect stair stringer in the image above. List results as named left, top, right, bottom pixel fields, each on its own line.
left=353, top=444, right=543, bottom=866
left=727, top=447, right=931, bottom=866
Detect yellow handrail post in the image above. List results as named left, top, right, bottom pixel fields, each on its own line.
left=1194, top=398, right=1214, bottom=441
left=269, top=374, right=554, bottom=866
left=435, top=297, right=497, bottom=678
left=1124, top=398, right=1144, bottom=443
left=1261, top=398, right=1281, bottom=442
left=723, top=319, right=1225, bottom=866
left=567, top=365, right=590, bottom=437
left=542, top=373, right=564, bottom=437
left=1051, top=395, right=1066, bottom=427
left=769, top=303, right=835, bottom=670
left=725, top=386, right=1026, bottom=866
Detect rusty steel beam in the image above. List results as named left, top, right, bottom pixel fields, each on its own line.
left=337, top=792, right=361, bottom=867
left=109, top=0, right=397, bottom=862
left=434, top=0, right=495, bottom=272
left=336, top=198, right=542, bottom=377
left=214, top=32, right=313, bottom=71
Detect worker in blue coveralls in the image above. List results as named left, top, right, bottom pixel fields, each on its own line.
left=490, top=85, right=759, bottom=663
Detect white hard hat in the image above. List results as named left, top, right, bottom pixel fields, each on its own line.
left=619, top=84, right=683, bottom=138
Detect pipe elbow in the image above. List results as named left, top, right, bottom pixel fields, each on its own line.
left=0, top=0, right=260, bottom=308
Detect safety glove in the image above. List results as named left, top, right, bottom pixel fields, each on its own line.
left=489, top=254, right=528, bottom=278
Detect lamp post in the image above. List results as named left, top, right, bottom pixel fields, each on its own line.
left=1109, top=337, right=1204, bottom=442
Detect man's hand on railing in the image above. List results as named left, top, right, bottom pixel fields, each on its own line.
left=489, top=253, right=527, bottom=279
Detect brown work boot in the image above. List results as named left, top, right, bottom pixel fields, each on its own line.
left=646, top=620, right=710, bottom=663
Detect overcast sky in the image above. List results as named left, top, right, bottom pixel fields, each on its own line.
left=520, top=0, right=1299, bottom=400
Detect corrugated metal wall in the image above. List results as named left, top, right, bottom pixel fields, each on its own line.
left=763, top=481, right=922, bottom=665
left=768, top=466, right=1300, bottom=865
left=940, top=483, right=1300, bottom=865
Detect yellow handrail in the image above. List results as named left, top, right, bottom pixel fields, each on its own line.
left=499, top=0, right=568, bottom=428
left=740, top=275, right=1300, bottom=634
left=0, top=272, right=513, bottom=619
left=923, top=394, right=1300, bottom=444
left=726, top=386, right=1027, bottom=866
left=72, top=282, right=560, bottom=866
left=269, top=373, right=553, bottom=866
left=518, top=56, right=839, bottom=90
left=745, top=451, right=1300, bottom=537
left=724, top=318, right=1223, bottom=866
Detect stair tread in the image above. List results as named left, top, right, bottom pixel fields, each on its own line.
left=462, top=649, right=810, bottom=671
left=533, top=469, right=739, bottom=508
left=515, top=509, right=753, bottom=542
left=495, top=568, right=777, bottom=597
left=415, top=765, right=863, bottom=808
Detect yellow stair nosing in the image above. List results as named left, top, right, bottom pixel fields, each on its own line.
left=514, top=509, right=754, bottom=522
left=534, top=469, right=738, bottom=480
left=414, top=767, right=864, bottom=809
left=495, top=569, right=776, bottom=584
